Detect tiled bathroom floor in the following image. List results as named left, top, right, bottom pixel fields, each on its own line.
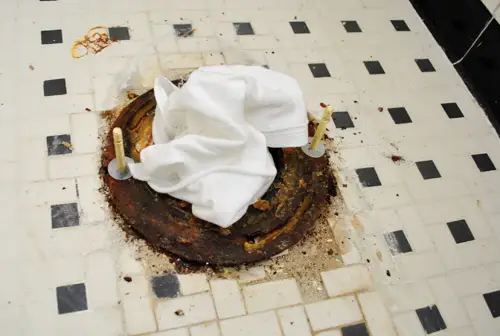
left=2, top=0, right=500, bottom=335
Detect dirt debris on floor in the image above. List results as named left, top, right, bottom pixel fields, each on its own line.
left=384, top=153, right=405, bottom=163
left=108, top=195, right=345, bottom=304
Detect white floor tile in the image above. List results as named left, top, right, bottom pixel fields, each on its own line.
left=4, top=1, right=500, bottom=335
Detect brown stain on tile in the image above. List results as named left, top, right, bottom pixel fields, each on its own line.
left=332, top=220, right=350, bottom=255
left=71, top=26, right=115, bottom=59
left=352, top=216, right=364, bottom=234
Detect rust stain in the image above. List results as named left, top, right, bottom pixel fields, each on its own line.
left=100, top=109, right=117, bottom=124
left=71, top=26, right=116, bottom=59
left=219, top=227, right=231, bottom=236
left=62, top=141, right=73, bottom=151
left=252, top=199, right=271, bottom=211
left=181, top=28, right=196, bottom=37
left=390, top=155, right=404, bottom=163
left=351, top=216, right=364, bottom=233
left=299, top=179, right=307, bottom=189
left=127, top=92, right=139, bottom=100
left=244, top=197, right=313, bottom=252
left=188, top=217, right=197, bottom=226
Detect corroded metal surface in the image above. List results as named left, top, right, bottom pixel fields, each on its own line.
left=101, top=89, right=335, bottom=265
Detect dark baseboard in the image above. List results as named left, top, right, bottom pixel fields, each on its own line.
left=410, top=0, right=500, bottom=131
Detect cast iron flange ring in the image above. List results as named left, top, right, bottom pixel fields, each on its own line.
left=101, top=88, right=335, bottom=265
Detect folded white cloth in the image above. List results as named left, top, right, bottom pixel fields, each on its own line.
left=129, top=65, right=308, bottom=228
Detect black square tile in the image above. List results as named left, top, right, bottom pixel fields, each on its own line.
left=441, top=103, right=464, bottom=119
left=416, top=305, right=447, bottom=334
left=416, top=160, right=442, bottom=180
left=41, top=30, right=63, bottom=44
left=108, top=27, right=130, bottom=41
left=308, top=63, right=331, bottom=78
left=416, top=59, right=436, bottom=72
left=364, top=60, right=385, bottom=75
left=342, top=20, right=362, bottom=33
left=384, top=230, right=413, bottom=255
left=43, top=78, right=67, bottom=96
left=289, top=21, right=310, bottom=34
left=391, top=20, right=410, bottom=31
left=152, top=273, right=180, bottom=298
left=472, top=153, right=496, bottom=172
left=51, top=203, right=79, bottom=229
left=173, top=24, right=193, bottom=37
left=483, top=290, right=500, bottom=318
left=388, top=107, right=412, bottom=124
left=356, top=167, right=382, bottom=187
left=447, top=220, right=474, bottom=244
left=233, top=22, right=254, bottom=35
left=56, top=283, right=88, bottom=314
left=333, top=111, right=355, bottom=129
left=342, top=322, right=369, bottom=336
left=46, top=134, right=72, bottom=156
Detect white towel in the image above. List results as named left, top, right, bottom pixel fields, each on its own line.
left=129, top=65, right=308, bottom=228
